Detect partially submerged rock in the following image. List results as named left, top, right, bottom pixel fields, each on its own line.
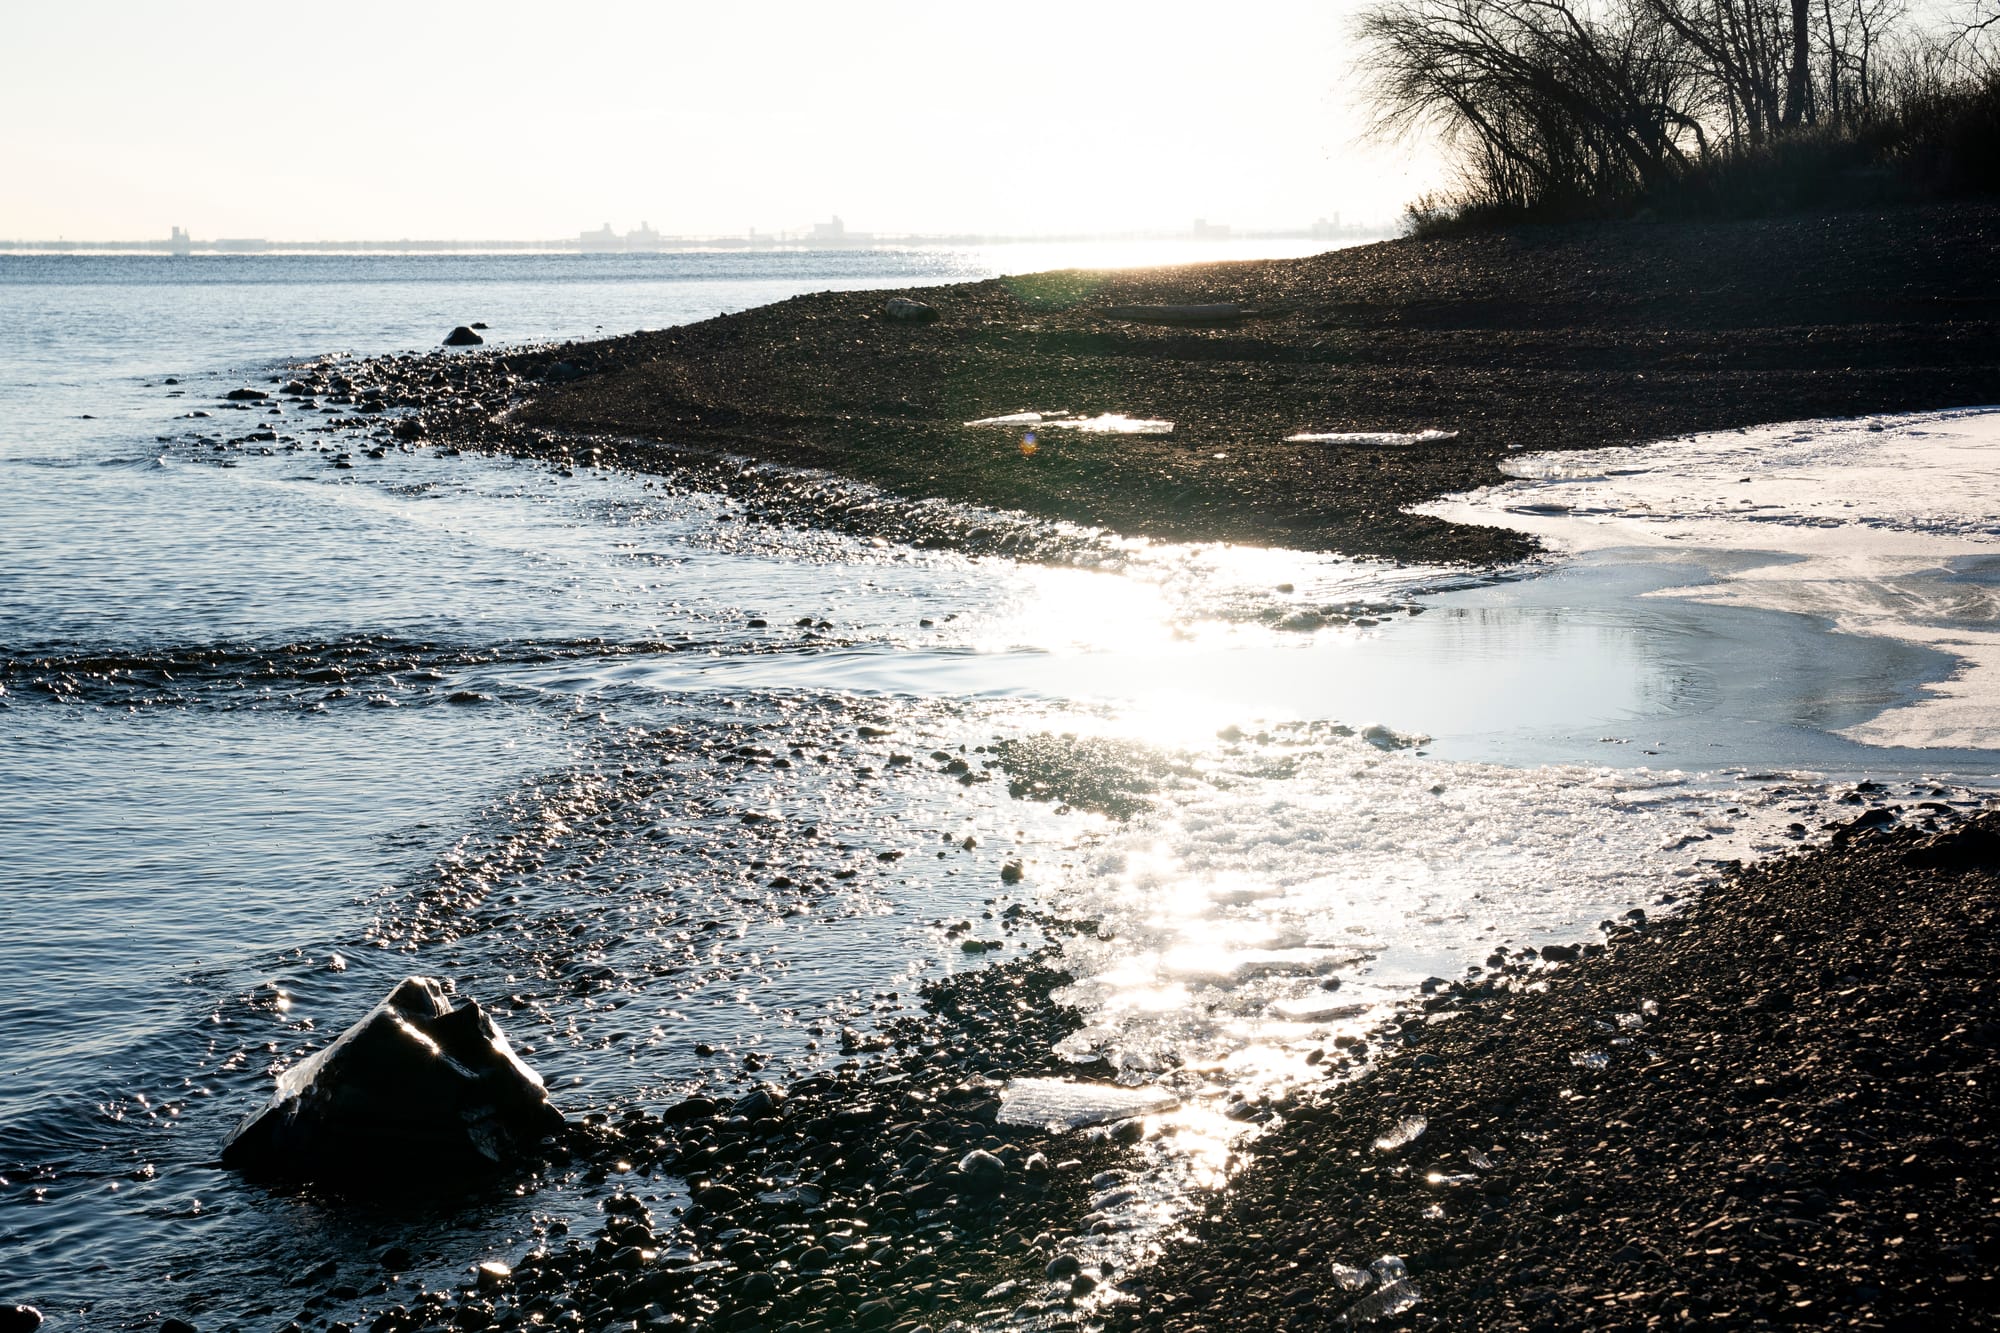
left=442, top=325, right=484, bottom=347
left=221, top=977, right=563, bottom=1182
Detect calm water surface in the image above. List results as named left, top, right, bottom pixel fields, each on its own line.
left=1, top=251, right=1989, bottom=1328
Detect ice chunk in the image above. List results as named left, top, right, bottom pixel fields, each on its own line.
left=1329, top=1263, right=1374, bottom=1292
left=1368, top=1255, right=1408, bottom=1284
left=1269, top=994, right=1373, bottom=1021
left=1047, top=414, right=1175, bottom=435
left=1372, top=1115, right=1427, bottom=1152
left=1343, top=1278, right=1421, bottom=1323
left=1286, top=430, right=1459, bottom=446
left=996, top=1077, right=1180, bottom=1130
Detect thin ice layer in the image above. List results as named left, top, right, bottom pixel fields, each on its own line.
left=1048, top=721, right=1858, bottom=1099
left=997, top=1077, right=1181, bottom=1129
left=1421, top=408, right=2000, bottom=749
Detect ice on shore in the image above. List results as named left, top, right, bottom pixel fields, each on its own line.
left=1287, top=429, right=1460, bottom=446
left=1048, top=413, right=1174, bottom=435
left=997, top=1077, right=1181, bottom=1130
left=1421, top=407, right=2000, bottom=750
left=964, top=411, right=1173, bottom=435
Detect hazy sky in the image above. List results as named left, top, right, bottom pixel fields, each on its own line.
left=0, top=1, right=1440, bottom=241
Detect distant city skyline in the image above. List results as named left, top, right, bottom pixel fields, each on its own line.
left=0, top=214, right=1388, bottom=253
left=0, top=0, right=1441, bottom=243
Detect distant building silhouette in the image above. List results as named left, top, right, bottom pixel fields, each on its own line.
left=579, top=222, right=622, bottom=253
left=627, top=220, right=663, bottom=252
left=168, top=225, right=192, bottom=256
left=1193, top=218, right=1231, bottom=240
left=809, top=216, right=846, bottom=243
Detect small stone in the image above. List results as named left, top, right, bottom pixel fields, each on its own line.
left=1046, top=1254, right=1082, bottom=1281
left=729, top=1082, right=787, bottom=1120
left=958, top=1149, right=1007, bottom=1190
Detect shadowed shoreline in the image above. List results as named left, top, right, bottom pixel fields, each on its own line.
left=491, top=202, right=2000, bottom=566
left=263, top=206, right=2000, bottom=1333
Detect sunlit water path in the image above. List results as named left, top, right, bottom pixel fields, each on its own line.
left=2, top=252, right=1993, bottom=1329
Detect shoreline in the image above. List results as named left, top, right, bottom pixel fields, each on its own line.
left=178, top=207, right=2000, bottom=1333
left=478, top=201, right=2000, bottom=567
left=1105, top=810, right=2000, bottom=1331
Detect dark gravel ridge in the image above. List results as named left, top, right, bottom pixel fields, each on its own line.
left=495, top=202, right=2000, bottom=564
left=1103, top=809, right=2000, bottom=1332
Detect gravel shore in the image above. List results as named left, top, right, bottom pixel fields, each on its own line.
left=1105, top=810, right=2000, bottom=1331
left=174, top=207, right=2000, bottom=1333
left=501, top=202, right=2000, bottom=564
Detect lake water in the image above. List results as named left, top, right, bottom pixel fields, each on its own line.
left=2, top=249, right=1993, bottom=1329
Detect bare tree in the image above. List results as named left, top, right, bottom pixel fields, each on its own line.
left=1356, top=0, right=1987, bottom=222
left=1358, top=0, right=1707, bottom=211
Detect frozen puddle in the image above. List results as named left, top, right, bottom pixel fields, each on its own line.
left=1423, top=407, right=2000, bottom=749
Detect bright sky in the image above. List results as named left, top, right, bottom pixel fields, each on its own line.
left=0, top=0, right=1440, bottom=241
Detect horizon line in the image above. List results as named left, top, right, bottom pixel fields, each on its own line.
left=0, top=222, right=1395, bottom=255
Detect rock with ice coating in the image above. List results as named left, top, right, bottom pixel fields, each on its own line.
left=220, top=976, right=563, bottom=1182
left=996, top=1077, right=1179, bottom=1130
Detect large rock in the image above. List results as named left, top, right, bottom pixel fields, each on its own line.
left=221, top=977, right=563, bottom=1182
left=442, top=326, right=484, bottom=347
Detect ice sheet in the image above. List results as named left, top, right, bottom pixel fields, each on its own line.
left=1421, top=408, right=2000, bottom=750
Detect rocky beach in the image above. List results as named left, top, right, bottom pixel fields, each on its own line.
left=6, top=206, right=2000, bottom=1333
left=482, top=203, right=2000, bottom=565
left=151, top=205, right=1998, bottom=1333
